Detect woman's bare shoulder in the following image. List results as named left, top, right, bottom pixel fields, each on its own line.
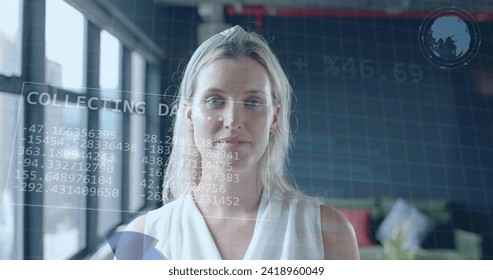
left=124, top=214, right=147, bottom=233
left=320, top=205, right=360, bottom=260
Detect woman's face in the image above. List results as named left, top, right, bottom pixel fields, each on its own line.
left=188, top=56, right=279, bottom=170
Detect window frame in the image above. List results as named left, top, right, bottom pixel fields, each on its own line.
left=1, top=0, right=163, bottom=260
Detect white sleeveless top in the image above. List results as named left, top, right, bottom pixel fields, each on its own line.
left=144, top=190, right=324, bottom=259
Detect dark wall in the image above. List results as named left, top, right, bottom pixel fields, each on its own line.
left=103, top=1, right=199, bottom=68
left=154, top=6, right=200, bottom=93
left=150, top=6, right=493, bottom=257
left=112, top=0, right=161, bottom=44
left=226, top=15, right=493, bottom=258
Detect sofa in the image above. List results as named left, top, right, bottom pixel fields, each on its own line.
left=318, top=196, right=483, bottom=260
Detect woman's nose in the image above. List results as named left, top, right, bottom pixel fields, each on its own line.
left=223, top=101, right=242, bottom=130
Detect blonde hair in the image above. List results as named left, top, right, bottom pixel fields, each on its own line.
left=162, top=25, right=303, bottom=203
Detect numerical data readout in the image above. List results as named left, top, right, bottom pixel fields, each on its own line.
left=8, top=83, right=177, bottom=210
left=8, top=83, right=244, bottom=211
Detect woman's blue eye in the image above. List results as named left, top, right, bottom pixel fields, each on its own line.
left=206, top=97, right=223, bottom=106
left=245, top=99, right=262, bottom=108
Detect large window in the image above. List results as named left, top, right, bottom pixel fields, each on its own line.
left=42, top=0, right=87, bottom=259
left=0, top=0, right=22, bottom=77
left=45, top=0, right=84, bottom=90
left=1, top=0, right=161, bottom=260
left=97, top=30, right=123, bottom=237
left=100, top=30, right=121, bottom=98
left=0, top=0, right=23, bottom=260
left=0, top=93, right=23, bottom=260
left=97, top=110, right=124, bottom=237
left=43, top=106, right=87, bottom=260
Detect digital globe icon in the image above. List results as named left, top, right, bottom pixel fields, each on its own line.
left=419, top=6, right=481, bottom=69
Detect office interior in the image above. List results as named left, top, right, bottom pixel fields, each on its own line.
left=0, top=0, right=492, bottom=259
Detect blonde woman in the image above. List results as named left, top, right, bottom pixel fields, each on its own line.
left=124, top=25, right=359, bottom=260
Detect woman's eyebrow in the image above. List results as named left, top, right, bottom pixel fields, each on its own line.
left=203, top=87, right=225, bottom=93
left=244, top=89, right=265, bottom=95
left=204, top=88, right=265, bottom=95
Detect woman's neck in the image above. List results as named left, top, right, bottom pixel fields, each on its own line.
left=192, top=164, right=262, bottom=219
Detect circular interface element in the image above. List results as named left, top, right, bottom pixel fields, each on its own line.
left=418, top=6, right=481, bottom=69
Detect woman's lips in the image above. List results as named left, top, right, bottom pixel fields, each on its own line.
left=214, top=136, right=250, bottom=145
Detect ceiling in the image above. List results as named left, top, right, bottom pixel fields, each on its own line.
left=153, top=0, right=493, bottom=14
